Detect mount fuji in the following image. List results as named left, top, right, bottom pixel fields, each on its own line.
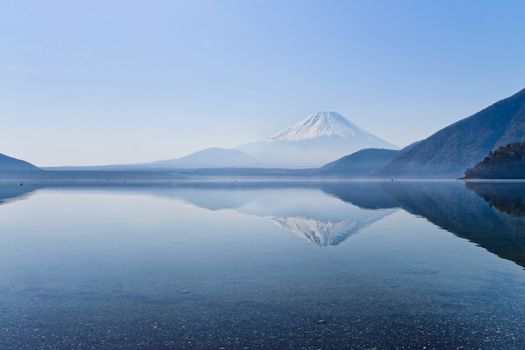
left=50, top=111, right=396, bottom=171
left=238, top=111, right=397, bottom=168
left=268, top=111, right=379, bottom=141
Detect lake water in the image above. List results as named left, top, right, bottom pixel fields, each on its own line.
left=1, top=181, right=525, bottom=349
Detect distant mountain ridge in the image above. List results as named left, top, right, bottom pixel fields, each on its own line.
left=50, top=148, right=264, bottom=171
left=382, top=88, right=525, bottom=177
left=319, top=148, right=400, bottom=177
left=144, top=148, right=263, bottom=169
left=0, top=153, right=40, bottom=172
left=52, top=111, right=397, bottom=171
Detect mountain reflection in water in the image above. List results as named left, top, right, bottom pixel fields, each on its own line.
left=1, top=180, right=525, bottom=266
left=3, top=180, right=525, bottom=349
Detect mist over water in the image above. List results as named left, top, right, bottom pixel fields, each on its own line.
left=1, top=181, right=525, bottom=349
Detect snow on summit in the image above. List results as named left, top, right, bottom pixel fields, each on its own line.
left=268, top=111, right=366, bottom=141
left=237, top=110, right=397, bottom=168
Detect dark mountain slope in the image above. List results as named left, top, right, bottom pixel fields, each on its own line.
left=382, top=88, right=525, bottom=178
left=465, top=141, right=525, bottom=179
left=318, top=148, right=400, bottom=177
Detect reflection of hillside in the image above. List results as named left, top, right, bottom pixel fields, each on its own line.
left=466, top=182, right=525, bottom=218
left=2, top=181, right=525, bottom=265
left=306, top=181, right=525, bottom=268
left=379, top=182, right=525, bottom=269
left=320, top=182, right=398, bottom=209
left=0, top=183, right=40, bottom=205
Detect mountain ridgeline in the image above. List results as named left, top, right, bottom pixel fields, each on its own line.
left=4, top=87, right=525, bottom=179
left=92, top=88, right=525, bottom=178
left=319, top=148, right=400, bottom=177
left=381, top=88, right=525, bottom=178
left=143, top=148, right=263, bottom=169
left=0, top=153, right=40, bottom=173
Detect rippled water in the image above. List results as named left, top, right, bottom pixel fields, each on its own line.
left=1, top=181, right=525, bottom=349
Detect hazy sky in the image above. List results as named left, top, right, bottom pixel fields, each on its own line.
left=1, top=0, right=525, bottom=166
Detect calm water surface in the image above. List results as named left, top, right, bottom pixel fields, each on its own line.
left=1, top=181, right=525, bottom=349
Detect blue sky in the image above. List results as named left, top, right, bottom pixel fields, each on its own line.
left=1, top=0, right=525, bottom=166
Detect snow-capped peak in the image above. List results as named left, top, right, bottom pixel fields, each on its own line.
left=267, top=111, right=366, bottom=142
